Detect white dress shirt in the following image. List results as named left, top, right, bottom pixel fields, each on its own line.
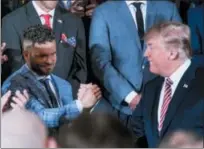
left=124, top=1, right=147, bottom=104
left=32, top=1, right=55, bottom=28
left=125, top=0, right=147, bottom=31
left=158, top=59, right=191, bottom=124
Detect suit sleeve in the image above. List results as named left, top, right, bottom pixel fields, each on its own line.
left=131, top=94, right=145, bottom=139
left=89, top=9, right=135, bottom=104
left=1, top=17, right=24, bottom=77
left=26, top=98, right=80, bottom=128
left=68, top=17, right=87, bottom=97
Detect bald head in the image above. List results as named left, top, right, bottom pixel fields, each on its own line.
left=1, top=109, right=47, bottom=148
left=159, top=130, right=203, bottom=148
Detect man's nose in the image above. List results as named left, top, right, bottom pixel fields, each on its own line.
left=144, top=48, right=149, bottom=57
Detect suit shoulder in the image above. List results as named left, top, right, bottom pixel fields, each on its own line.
left=2, top=5, right=25, bottom=22
left=94, top=1, right=117, bottom=13
left=2, top=67, right=25, bottom=91
left=145, top=76, right=162, bottom=88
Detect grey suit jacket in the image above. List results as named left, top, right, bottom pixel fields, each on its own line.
left=89, top=0, right=181, bottom=115
left=1, top=1, right=87, bottom=97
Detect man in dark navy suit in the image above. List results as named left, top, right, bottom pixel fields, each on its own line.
left=131, top=22, right=204, bottom=148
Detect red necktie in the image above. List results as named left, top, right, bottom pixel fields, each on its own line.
left=158, top=78, right=173, bottom=132
left=41, top=14, right=52, bottom=29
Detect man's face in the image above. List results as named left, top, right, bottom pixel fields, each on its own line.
left=24, top=41, right=57, bottom=76
left=144, top=35, right=170, bottom=75
left=40, top=0, right=58, bottom=10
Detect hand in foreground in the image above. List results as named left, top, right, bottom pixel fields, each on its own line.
left=129, top=94, right=141, bottom=110
left=1, top=42, right=8, bottom=64
left=1, top=90, right=29, bottom=112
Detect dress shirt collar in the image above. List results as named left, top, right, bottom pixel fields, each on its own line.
left=126, top=0, right=147, bottom=6
left=32, top=1, right=55, bottom=17
left=167, top=59, right=191, bottom=84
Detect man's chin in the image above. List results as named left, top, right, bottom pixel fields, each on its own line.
left=36, top=70, right=53, bottom=76
left=149, top=67, right=159, bottom=75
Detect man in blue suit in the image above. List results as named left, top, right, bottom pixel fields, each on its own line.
left=188, top=3, right=204, bottom=67
left=131, top=22, right=204, bottom=148
left=1, top=25, right=101, bottom=136
left=89, top=0, right=181, bottom=127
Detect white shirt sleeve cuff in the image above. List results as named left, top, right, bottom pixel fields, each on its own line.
left=76, top=100, right=83, bottom=112
left=125, top=91, right=138, bottom=104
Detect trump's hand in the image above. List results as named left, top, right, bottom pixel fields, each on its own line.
left=1, top=42, right=8, bottom=64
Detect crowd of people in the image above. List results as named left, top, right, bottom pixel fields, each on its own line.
left=1, top=0, right=204, bottom=148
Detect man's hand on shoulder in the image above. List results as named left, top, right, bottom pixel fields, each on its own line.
left=1, top=90, right=29, bottom=112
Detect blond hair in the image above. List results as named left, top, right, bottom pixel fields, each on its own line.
left=144, top=22, right=192, bottom=60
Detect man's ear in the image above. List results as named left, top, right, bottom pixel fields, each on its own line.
left=168, top=49, right=179, bottom=60
left=45, top=137, right=58, bottom=148
left=23, top=50, right=29, bottom=62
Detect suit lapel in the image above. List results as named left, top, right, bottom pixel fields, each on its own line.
left=149, top=77, right=164, bottom=138
left=53, top=6, right=63, bottom=45
left=160, top=63, right=197, bottom=137
left=21, top=66, right=51, bottom=107
left=25, top=2, right=42, bottom=26
left=116, top=1, right=141, bottom=50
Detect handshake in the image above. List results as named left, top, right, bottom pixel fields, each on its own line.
left=77, top=83, right=102, bottom=109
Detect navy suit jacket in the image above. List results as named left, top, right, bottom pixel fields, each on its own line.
left=1, top=1, right=87, bottom=97
left=131, top=62, right=204, bottom=147
left=89, top=0, right=181, bottom=115
left=188, top=5, right=204, bottom=66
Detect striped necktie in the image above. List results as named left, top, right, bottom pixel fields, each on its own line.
left=158, top=78, right=173, bottom=132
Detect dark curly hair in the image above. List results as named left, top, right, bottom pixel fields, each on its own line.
left=23, top=24, right=55, bottom=50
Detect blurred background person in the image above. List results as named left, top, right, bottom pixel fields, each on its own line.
left=59, top=0, right=107, bottom=83
left=187, top=1, right=204, bottom=67
left=1, top=109, right=57, bottom=148
left=56, top=112, right=133, bottom=148
left=1, top=42, right=8, bottom=64
left=159, top=130, right=204, bottom=148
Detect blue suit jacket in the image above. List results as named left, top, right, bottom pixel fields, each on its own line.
left=2, top=65, right=81, bottom=128
left=188, top=5, right=204, bottom=66
left=89, top=0, right=181, bottom=115
left=131, top=62, right=204, bottom=147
